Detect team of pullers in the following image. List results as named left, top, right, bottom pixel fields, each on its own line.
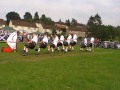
left=22, top=33, right=78, bottom=55
left=5, top=31, right=94, bottom=55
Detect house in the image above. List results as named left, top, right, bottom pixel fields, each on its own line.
left=55, top=22, right=68, bottom=35
left=35, top=21, right=62, bottom=35
left=34, top=22, right=54, bottom=34
left=41, top=24, right=61, bottom=34
left=0, top=19, right=6, bottom=29
left=34, top=22, right=53, bottom=34
left=9, top=20, right=39, bottom=33
left=35, top=22, right=45, bottom=33
left=68, top=23, right=87, bottom=37
left=55, top=22, right=87, bottom=37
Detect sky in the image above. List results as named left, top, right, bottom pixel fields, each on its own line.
left=0, top=0, right=120, bottom=26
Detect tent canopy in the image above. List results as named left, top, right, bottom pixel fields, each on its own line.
left=0, top=26, right=16, bottom=31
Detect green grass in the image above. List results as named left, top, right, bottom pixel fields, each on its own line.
left=0, top=43, right=120, bottom=90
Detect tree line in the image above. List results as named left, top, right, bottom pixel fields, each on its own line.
left=6, top=12, right=54, bottom=25
left=87, top=13, right=120, bottom=41
left=6, top=11, right=80, bottom=26
left=5, top=11, right=120, bottom=41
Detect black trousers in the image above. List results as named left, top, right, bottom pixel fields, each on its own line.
left=70, top=41, right=76, bottom=46
left=25, top=42, right=36, bottom=49
left=40, top=42, right=47, bottom=49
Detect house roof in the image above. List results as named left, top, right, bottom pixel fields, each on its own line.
left=0, top=19, right=6, bottom=25
left=11, top=20, right=37, bottom=28
left=68, top=25, right=87, bottom=32
left=55, top=24, right=67, bottom=30
left=42, top=24, right=61, bottom=30
left=55, top=22, right=65, bottom=25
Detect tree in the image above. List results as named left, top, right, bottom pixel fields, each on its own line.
left=33, top=12, right=39, bottom=21
left=24, top=12, right=32, bottom=22
left=45, top=17, right=54, bottom=25
left=87, top=13, right=102, bottom=38
left=40, top=14, right=54, bottom=25
left=94, top=13, right=102, bottom=25
left=6, top=11, right=21, bottom=22
left=71, top=18, right=77, bottom=26
left=98, top=25, right=110, bottom=40
left=87, top=13, right=102, bottom=26
left=115, top=26, right=120, bottom=41
left=58, top=19, right=62, bottom=23
left=65, top=19, right=71, bottom=26
left=40, top=14, right=46, bottom=22
left=87, top=16, right=95, bottom=26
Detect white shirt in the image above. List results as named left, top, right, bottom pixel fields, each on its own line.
left=60, top=35, right=64, bottom=44
left=31, top=35, right=38, bottom=44
left=7, top=32, right=18, bottom=50
left=90, top=37, right=94, bottom=44
left=73, top=34, right=77, bottom=43
left=67, top=34, right=72, bottom=45
left=7, top=32, right=17, bottom=43
left=42, top=36, right=48, bottom=44
left=84, top=38, right=87, bottom=45
left=53, top=36, right=59, bottom=47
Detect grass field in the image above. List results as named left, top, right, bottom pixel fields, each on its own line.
left=0, top=43, right=120, bottom=90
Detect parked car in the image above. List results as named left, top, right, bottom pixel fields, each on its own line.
left=114, top=42, right=120, bottom=49
left=100, top=41, right=120, bottom=49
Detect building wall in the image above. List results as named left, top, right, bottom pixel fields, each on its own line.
left=45, top=29, right=52, bottom=34
left=0, top=25, right=5, bottom=29
left=35, top=23, right=45, bottom=33
left=68, top=30, right=86, bottom=37
left=56, top=30, right=62, bottom=34
left=9, top=21, right=38, bottom=33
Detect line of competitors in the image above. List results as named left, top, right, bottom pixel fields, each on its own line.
left=21, top=33, right=95, bottom=56
left=2, top=31, right=94, bottom=55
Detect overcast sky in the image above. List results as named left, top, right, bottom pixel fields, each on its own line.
left=0, top=0, right=120, bottom=26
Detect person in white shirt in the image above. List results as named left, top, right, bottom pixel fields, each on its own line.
left=80, top=37, right=88, bottom=51
left=35, top=34, right=48, bottom=53
left=57, top=34, right=65, bottom=51
left=22, top=33, right=38, bottom=56
left=88, top=37, right=95, bottom=52
left=63, top=33, right=72, bottom=52
left=48, top=34, right=59, bottom=52
left=7, top=31, right=20, bottom=52
left=70, top=33, right=77, bottom=51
